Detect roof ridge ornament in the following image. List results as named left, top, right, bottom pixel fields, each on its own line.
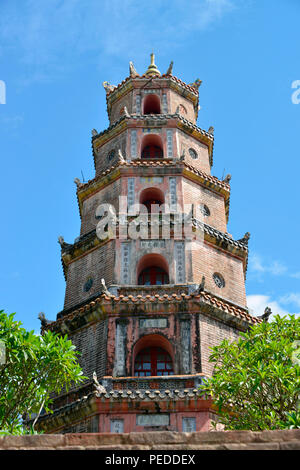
left=189, top=78, right=202, bottom=90
left=197, top=275, right=206, bottom=293
left=102, top=81, right=116, bottom=94
left=118, top=148, right=126, bottom=163
left=38, top=312, right=53, bottom=328
left=257, top=306, right=272, bottom=322
left=237, top=232, right=250, bottom=245
left=166, top=61, right=173, bottom=75
left=129, top=61, right=139, bottom=78
left=222, top=173, right=231, bottom=184
left=58, top=236, right=72, bottom=250
left=74, top=177, right=83, bottom=189
left=145, top=52, right=161, bottom=77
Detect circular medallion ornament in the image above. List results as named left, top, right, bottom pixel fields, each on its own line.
left=199, top=204, right=210, bottom=217
left=179, top=104, right=187, bottom=115
left=213, top=273, right=225, bottom=288
left=189, top=148, right=198, bottom=159
left=107, top=149, right=115, bottom=161
left=83, top=278, right=93, bottom=292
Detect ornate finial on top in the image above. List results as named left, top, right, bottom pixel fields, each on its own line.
left=129, top=61, right=139, bottom=78
left=145, top=52, right=161, bottom=77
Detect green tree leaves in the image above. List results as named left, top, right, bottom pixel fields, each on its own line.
left=201, top=315, right=300, bottom=430
left=0, top=310, right=86, bottom=434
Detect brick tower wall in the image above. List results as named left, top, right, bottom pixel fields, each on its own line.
left=63, top=241, right=116, bottom=310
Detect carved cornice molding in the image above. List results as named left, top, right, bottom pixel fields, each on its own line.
left=76, top=161, right=229, bottom=219
left=91, top=114, right=213, bottom=165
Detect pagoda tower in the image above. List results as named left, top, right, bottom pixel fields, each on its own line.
left=38, top=55, right=260, bottom=434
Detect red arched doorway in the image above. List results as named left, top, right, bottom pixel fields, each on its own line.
left=141, top=134, right=163, bottom=159
left=134, top=347, right=174, bottom=376
left=137, top=254, right=169, bottom=286
left=140, top=187, right=165, bottom=213
left=133, top=334, right=174, bottom=377
left=143, top=94, right=161, bottom=114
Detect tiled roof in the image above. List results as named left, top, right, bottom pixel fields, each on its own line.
left=62, top=220, right=243, bottom=258
left=170, top=75, right=200, bottom=94
left=77, top=159, right=227, bottom=195
left=47, top=288, right=261, bottom=332
left=91, top=114, right=126, bottom=142
left=176, top=114, right=214, bottom=139
left=104, top=75, right=199, bottom=99
left=197, top=221, right=248, bottom=250
left=91, top=113, right=214, bottom=167
left=33, top=391, right=96, bottom=424
left=91, top=113, right=212, bottom=142
left=34, top=386, right=209, bottom=427
left=95, top=388, right=204, bottom=400
left=199, top=291, right=257, bottom=323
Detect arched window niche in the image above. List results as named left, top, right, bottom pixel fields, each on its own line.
left=143, top=94, right=161, bottom=114
left=137, top=254, right=169, bottom=286
left=141, top=134, right=164, bottom=159
left=139, top=187, right=165, bottom=213
left=133, top=334, right=174, bottom=377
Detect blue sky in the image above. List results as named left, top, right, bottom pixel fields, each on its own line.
left=0, top=0, right=299, bottom=332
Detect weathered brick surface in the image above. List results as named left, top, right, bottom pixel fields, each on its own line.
left=95, top=132, right=127, bottom=177
left=1, top=430, right=300, bottom=450
left=1, top=434, right=65, bottom=449
left=280, top=441, right=300, bottom=450
left=222, top=443, right=281, bottom=450
left=178, top=131, right=211, bottom=174
left=59, top=415, right=99, bottom=434
left=63, top=240, right=115, bottom=310
left=80, top=178, right=122, bottom=236
left=109, top=94, right=133, bottom=125
left=198, top=314, right=240, bottom=376
left=191, top=241, right=246, bottom=306
left=65, top=433, right=126, bottom=446
left=68, top=321, right=107, bottom=388
left=168, top=90, right=196, bottom=124
left=182, top=178, right=226, bottom=232
left=254, top=428, right=300, bottom=442
left=127, top=431, right=186, bottom=445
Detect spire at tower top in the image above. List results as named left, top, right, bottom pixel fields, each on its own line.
left=145, top=52, right=161, bottom=77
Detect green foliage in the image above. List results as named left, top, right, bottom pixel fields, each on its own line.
left=200, top=315, right=300, bottom=431
left=0, top=310, right=86, bottom=434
